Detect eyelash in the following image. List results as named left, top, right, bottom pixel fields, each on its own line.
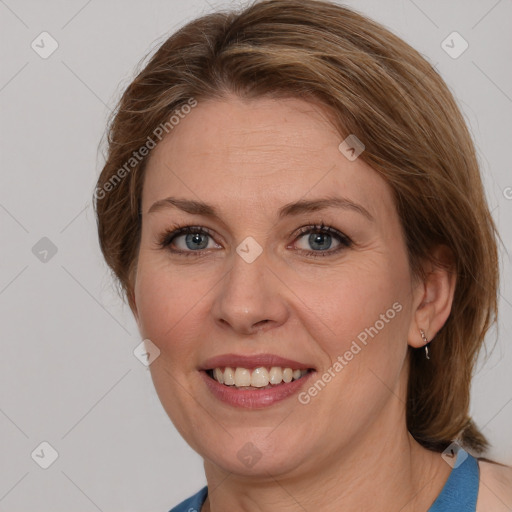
left=156, top=221, right=353, bottom=258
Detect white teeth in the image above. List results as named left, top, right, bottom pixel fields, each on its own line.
left=213, top=368, right=224, bottom=384
left=234, top=368, right=251, bottom=387
left=210, top=366, right=309, bottom=387
left=269, top=366, right=283, bottom=384
left=251, top=367, right=269, bottom=387
left=223, top=367, right=235, bottom=385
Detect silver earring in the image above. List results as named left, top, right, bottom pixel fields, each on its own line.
left=420, top=329, right=430, bottom=360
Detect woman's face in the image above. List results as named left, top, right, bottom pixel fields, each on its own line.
left=133, top=95, right=420, bottom=477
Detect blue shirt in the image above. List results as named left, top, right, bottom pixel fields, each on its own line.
left=168, top=449, right=479, bottom=512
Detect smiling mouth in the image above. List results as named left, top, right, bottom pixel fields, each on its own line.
left=206, top=366, right=314, bottom=389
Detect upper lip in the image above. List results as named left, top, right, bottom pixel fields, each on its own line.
left=200, top=353, right=315, bottom=371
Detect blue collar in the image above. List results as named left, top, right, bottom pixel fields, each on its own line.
left=427, top=448, right=479, bottom=511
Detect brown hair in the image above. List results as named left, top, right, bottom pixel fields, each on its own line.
left=94, top=0, right=499, bottom=454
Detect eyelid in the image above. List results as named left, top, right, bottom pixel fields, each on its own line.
left=156, top=225, right=218, bottom=254
left=292, top=223, right=351, bottom=245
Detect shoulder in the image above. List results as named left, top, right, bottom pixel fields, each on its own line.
left=476, top=458, right=512, bottom=512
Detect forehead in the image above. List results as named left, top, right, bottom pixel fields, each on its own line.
left=141, top=95, right=392, bottom=219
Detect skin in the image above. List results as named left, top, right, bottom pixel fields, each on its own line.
left=130, top=95, right=511, bottom=511
left=477, top=460, right=512, bottom=511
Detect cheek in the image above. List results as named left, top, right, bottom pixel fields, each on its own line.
left=133, top=257, right=205, bottom=350
left=288, top=255, right=410, bottom=359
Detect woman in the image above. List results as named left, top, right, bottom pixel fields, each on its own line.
left=94, top=0, right=512, bottom=510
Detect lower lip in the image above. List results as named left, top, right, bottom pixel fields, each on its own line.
left=200, top=370, right=315, bottom=408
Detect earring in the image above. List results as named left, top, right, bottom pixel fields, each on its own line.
left=420, top=329, right=430, bottom=360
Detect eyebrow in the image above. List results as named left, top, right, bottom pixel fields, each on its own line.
left=147, top=196, right=374, bottom=221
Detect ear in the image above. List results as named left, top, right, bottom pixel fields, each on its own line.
left=408, top=245, right=457, bottom=348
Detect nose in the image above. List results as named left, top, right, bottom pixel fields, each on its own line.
left=210, top=246, right=289, bottom=336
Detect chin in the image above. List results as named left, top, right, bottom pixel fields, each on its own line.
left=197, top=429, right=313, bottom=478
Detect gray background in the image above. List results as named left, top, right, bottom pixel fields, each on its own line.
left=1, top=0, right=511, bottom=510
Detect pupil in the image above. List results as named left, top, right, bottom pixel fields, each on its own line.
left=310, top=233, right=331, bottom=251
left=186, top=233, right=208, bottom=250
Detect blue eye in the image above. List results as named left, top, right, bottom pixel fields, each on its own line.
left=157, top=221, right=352, bottom=258
left=292, top=223, right=352, bottom=257
left=158, top=225, right=216, bottom=255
